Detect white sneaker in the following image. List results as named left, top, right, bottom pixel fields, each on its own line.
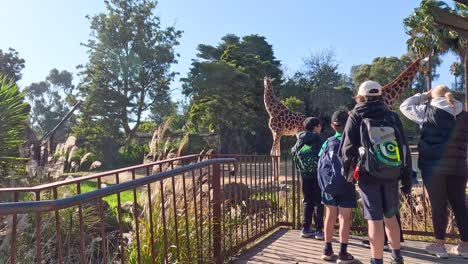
left=450, top=245, right=468, bottom=259
left=425, top=243, right=448, bottom=259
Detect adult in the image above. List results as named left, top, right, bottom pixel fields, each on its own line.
left=400, top=85, right=468, bottom=258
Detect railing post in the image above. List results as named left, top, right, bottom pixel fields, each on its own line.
left=212, top=163, right=223, bottom=264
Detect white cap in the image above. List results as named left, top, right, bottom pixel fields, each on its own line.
left=358, top=80, right=382, bottom=96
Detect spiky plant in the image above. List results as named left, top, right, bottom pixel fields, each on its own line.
left=0, top=76, right=29, bottom=183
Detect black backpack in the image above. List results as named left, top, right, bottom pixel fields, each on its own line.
left=358, top=112, right=405, bottom=180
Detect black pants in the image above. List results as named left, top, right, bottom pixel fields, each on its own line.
left=421, top=167, right=468, bottom=242
left=302, top=178, right=324, bottom=230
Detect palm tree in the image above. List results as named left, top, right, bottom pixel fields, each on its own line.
left=427, top=0, right=468, bottom=108
left=0, top=75, right=29, bottom=180
left=450, top=61, right=464, bottom=90
left=404, top=0, right=452, bottom=91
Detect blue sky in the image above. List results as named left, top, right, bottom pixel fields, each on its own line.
left=1, top=0, right=459, bottom=102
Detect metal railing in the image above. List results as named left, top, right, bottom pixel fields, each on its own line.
left=0, top=154, right=461, bottom=263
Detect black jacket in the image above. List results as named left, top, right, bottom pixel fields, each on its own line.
left=291, top=131, right=323, bottom=157
left=339, top=101, right=412, bottom=189
left=419, top=109, right=468, bottom=175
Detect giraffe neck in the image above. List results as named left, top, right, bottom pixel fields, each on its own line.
left=382, top=58, right=422, bottom=108
left=264, top=80, right=288, bottom=114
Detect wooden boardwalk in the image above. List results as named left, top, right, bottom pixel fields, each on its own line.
left=234, top=229, right=467, bottom=264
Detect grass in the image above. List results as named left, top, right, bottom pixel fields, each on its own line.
left=79, top=180, right=139, bottom=210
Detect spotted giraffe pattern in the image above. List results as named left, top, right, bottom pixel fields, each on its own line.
left=382, top=58, right=424, bottom=110
left=264, top=58, right=425, bottom=156
left=264, top=78, right=305, bottom=156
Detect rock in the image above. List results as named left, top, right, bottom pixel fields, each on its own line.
left=121, top=201, right=143, bottom=217
left=222, top=182, right=251, bottom=205
left=245, top=199, right=272, bottom=214
left=90, top=161, right=102, bottom=170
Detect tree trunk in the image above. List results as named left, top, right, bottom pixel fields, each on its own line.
left=426, top=53, right=432, bottom=92
left=465, top=47, right=468, bottom=111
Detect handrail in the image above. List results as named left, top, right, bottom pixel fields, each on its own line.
left=0, top=158, right=235, bottom=215
left=0, top=154, right=201, bottom=192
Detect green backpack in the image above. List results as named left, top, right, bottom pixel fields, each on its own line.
left=294, top=144, right=319, bottom=178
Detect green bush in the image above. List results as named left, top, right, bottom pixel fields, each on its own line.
left=137, top=121, right=158, bottom=133
left=118, top=144, right=149, bottom=166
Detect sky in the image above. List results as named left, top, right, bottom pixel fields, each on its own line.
left=0, top=0, right=460, bottom=103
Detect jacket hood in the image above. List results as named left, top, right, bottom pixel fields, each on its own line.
left=353, top=100, right=389, bottom=118
left=297, top=131, right=319, bottom=145
left=430, top=97, right=463, bottom=117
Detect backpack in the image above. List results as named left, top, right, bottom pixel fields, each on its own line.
left=294, top=144, right=319, bottom=178
left=317, top=136, right=347, bottom=196
left=358, top=112, right=405, bottom=180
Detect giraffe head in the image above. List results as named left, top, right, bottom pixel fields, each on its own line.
left=264, top=76, right=275, bottom=90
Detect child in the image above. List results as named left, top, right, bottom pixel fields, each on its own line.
left=292, top=117, right=325, bottom=239
left=317, top=110, right=356, bottom=263
left=339, top=81, right=412, bottom=264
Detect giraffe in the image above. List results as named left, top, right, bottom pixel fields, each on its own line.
left=265, top=58, right=427, bottom=156
left=381, top=57, right=427, bottom=110
left=264, top=77, right=306, bottom=156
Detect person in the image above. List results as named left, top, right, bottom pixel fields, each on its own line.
left=361, top=214, right=404, bottom=250
left=317, top=110, right=356, bottom=263
left=399, top=85, right=468, bottom=258
left=339, top=81, right=412, bottom=264
left=292, top=117, right=325, bottom=239
left=362, top=171, right=416, bottom=249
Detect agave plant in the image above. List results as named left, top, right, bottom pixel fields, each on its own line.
left=0, top=76, right=29, bottom=181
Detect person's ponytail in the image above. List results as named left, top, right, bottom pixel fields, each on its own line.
left=445, top=92, right=455, bottom=107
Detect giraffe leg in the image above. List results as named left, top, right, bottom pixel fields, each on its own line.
left=271, top=133, right=281, bottom=157
left=270, top=133, right=281, bottom=180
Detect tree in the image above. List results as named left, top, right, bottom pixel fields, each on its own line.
left=428, top=0, right=468, bottom=107
left=450, top=61, right=465, bottom=90
left=404, top=0, right=452, bottom=90
left=352, top=56, right=412, bottom=86
left=78, top=0, right=181, bottom=147
left=183, top=34, right=283, bottom=153
left=24, top=69, right=76, bottom=136
left=281, top=49, right=353, bottom=119
left=350, top=55, right=441, bottom=95
left=281, top=96, right=305, bottom=113
left=150, top=91, right=177, bottom=124
left=184, top=61, right=256, bottom=153
left=0, top=76, right=29, bottom=181
left=0, top=48, right=25, bottom=84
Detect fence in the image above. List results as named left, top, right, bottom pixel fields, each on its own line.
left=0, top=154, right=461, bottom=263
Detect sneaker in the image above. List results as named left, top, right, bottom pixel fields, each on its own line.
left=390, top=256, right=404, bottom=264
left=425, top=243, right=448, bottom=259
left=315, top=230, right=324, bottom=240
left=362, top=240, right=370, bottom=248
left=300, top=228, right=315, bottom=238
left=322, top=248, right=337, bottom=261
left=361, top=240, right=388, bottom=250
left=337, top=252, right=355, bottom=264
left=450, top=245, right=468, bottom=259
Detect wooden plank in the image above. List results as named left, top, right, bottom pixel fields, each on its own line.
left=235, top=229, right=465, bottom=264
